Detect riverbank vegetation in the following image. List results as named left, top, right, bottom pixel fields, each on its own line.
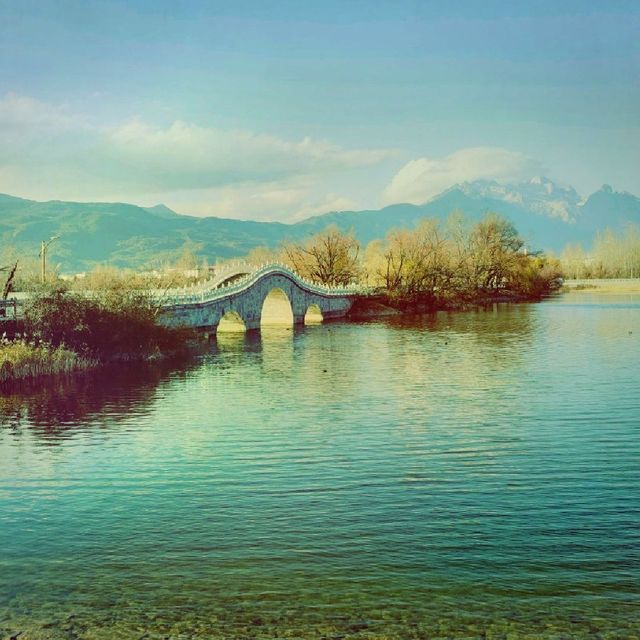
left=0, top=337, right=96, bottom=382
left=362, top=214, right=562, bottom=308
left=23, top=288, right=193, bottom=360
left=1, top=287, right=194, bottom=381
left=265, top=213, right=562, bottom=309
left=2, top=212, right=562, bottom=381
left=560, top=224, right=640, bottom=279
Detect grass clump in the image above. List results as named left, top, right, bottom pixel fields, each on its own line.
left=0, top=336, right=97, bottom=382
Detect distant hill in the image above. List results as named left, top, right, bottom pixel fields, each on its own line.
left=577, top=184, right=640, bottom=232
left=300, top=178, right=639, bottom=250
left=0, top=196, right=292, bottom=272
left=1, top=179, right=638, bottom=272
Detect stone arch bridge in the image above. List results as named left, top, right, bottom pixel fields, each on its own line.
left=157, top=263, right=358, bottom=333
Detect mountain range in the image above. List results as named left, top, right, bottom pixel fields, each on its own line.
left=1, top=178, right=638, bottom=273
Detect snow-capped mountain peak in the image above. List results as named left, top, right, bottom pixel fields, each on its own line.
left=453, top=177, right=581, bottom=222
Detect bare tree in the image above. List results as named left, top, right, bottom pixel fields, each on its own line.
left=2, top=261, right=18, bottom=300
left=560, top=244, right=589, bottom=279
left=244, top=245, right=281, bottom=266
left=465, top=214, right=523, bottom=290
left=364, top=219, right=455, bottom=301
left=282, top=226, right=360, bottom=286
left=591, top=225, right=640, bottom=278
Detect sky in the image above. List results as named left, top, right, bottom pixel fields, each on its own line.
left=0, top=0, right=638, bottom=221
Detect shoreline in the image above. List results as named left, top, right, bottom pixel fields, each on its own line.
left=0, top=341, right=196, bottom=385
left=1, top=292, right=556, bottom=383
left=347, top=290, right=552, bottom=320
left=562, top=278, right=640, bottom=293
left=11, top=279, right=636, bottom=384
left=0, top=342, right=98, bottom=383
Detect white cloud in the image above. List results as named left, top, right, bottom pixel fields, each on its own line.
left=156, top=182, right=312, bottom=220
left=104, top=118, right=390, bottom=191
left=0, top=93, right=81, bottom=133
left=0, top=93, right=391, bottom=218
left=135, top=180, right=357, bottom=222
left=383, top=147, right=545, bottom=205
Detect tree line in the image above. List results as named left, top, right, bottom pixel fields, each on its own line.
left=2, top=212, right=563, bottom=306
left=2, top=212, right=563, bottom=381
left=560, top=225, right=640, bottom=279
left=0, top=245, right=211, bottom=296
left=247, top=212, right=562, bottom=305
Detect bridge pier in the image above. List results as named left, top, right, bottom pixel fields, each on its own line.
left=241, top=314, right=261, bottom=332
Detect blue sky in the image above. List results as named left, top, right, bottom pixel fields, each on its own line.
left=0, top=0, right=638, bottom=220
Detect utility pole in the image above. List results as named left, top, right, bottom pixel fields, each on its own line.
left=40, top=236, right=60, bottom=284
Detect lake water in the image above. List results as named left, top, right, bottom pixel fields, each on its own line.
left=1, top=293, right=639, bottom=639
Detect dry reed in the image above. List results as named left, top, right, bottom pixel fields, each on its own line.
left=0, top=336, right=98, bottom=382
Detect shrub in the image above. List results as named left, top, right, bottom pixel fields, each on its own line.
left=22, top=288, right=192, bottom=361
left=509, top=255, right=564, bottom=297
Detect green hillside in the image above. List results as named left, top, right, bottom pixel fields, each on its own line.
left=1, top=182, right=638, bottom=273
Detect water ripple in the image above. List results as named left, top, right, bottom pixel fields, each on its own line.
left=0, top=293, right=639, bottom=638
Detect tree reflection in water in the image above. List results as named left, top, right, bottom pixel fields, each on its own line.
left=0, top=356, right=198, bottom=444
left=0, top=307, right=537, bottom=446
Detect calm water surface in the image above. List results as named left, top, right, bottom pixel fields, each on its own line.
left=1, top=293, right=639, bottom=639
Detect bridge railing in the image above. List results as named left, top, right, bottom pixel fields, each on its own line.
left=0, top=265, right=369, bottom=313
left=156, top=263, right=364, bottom=307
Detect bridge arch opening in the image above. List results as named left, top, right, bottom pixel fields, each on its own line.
left=261, top=287, right=294, bottom=326
left=304, top=303, right=323, bottom=324
left=217, top=310, right=246, bottom=333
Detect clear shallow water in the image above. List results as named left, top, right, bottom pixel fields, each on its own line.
left=0, top=293, right=639, bottom=639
